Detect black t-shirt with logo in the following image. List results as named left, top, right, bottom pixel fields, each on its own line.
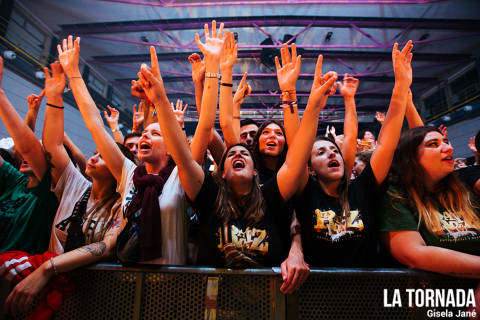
left=188, top=173, right=292, bottom=268
left=295, top=163, right=380, bottom=267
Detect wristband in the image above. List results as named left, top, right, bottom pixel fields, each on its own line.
left=205, top=72, right=220, bottom=79
left=50, top=258, right=59, bottom=276
left=233, top=116, right=241, bottom=119
left=282, top=100, right=297, bottom=114
left=47, top=103, right=64, bottom=109
left=220, top=82, right=233, bottom=87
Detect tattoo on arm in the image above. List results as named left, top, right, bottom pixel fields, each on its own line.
left=78, top=242, right=107, bottom=256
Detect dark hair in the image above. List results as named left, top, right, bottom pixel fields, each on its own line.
left=253, top=120, right=287, bottom=172
left=123, top=132, right=141, bottom=145
left=309, top=136, right=351, bottom=216
left=0, top=148, right=20, bottom=169
left=359, top=129, right=375, bottom=140
left=475, top=129, right=480, bottom=153
left=388, top=126, right=480, bottom=231
left=356, top=150, right=373, bottom=165
left=116, top=142, right=135, bottom=163
left=240, top=118, right=259, bottom=128
left=214, top=143, right=265, bottom=225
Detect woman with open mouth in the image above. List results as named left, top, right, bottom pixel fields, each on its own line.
left=137, top=23, right=337, bottom=293
left=293, top=41, right=414, bottom=268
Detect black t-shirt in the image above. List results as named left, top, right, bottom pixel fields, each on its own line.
left=457, top=165, right=480, bottom=193
left=188, top=173, right=292, bottom=268
left=258, top=166, right=276, bottom=186
left=295, top=163, right=379, bottom=267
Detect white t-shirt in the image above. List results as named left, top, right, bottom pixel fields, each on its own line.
left=117, top=158, right=187, bottom=265
left=49, top=162, right=121, bottom=254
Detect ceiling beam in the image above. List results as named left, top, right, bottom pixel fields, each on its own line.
left=91, top=50, right=469, bottom=63
left=58, top=16, right=480, bottom=35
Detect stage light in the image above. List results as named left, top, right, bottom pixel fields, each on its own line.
left=3, top=50, right=16, bottom=60
left=35, top=71, right=45, bottom=79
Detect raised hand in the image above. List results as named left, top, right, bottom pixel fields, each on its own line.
left=330, top=125, right=336, bottom=138
left=233, top=72, right=251, bottom=106
left=44, top=61, right=66, bottom=103
left=375, top=111, right=385, bottom=124
left=308, top=55, right=337, bottom=109
left=337, top=73, right=359, bottom=98
left=57, top=35, right=81, bottom=78
left=26, top=90, right=45, bottom=112
left=131, top=79, right=148, bottom=100
left=132, top=103, right=144, bottom=132
left=469, top=137, right=478, bottom=155
left=103, top=105, right=119, bottom=129
left=194, top=20, right=227, bottom=73
left=392, top=40, right=413, bottom=87
left=188, top=53, right=206, bottom=84
left=438, top=124, right=448, bottom=138
left=137, top=46, right=168, bottom=106
left=275, top=43, right=301, bottom=94
left=171, top=99, right=188, bottom=128
left=220, top=30, right=237, bottom=73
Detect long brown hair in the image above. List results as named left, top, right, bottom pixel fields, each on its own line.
left=253, top=120, right=288, bottom=172
left=388, top=126, right=480, bottom=232
left=309, top=136, right=351, bottom=217
left=214, top=143, right=265, bottom=225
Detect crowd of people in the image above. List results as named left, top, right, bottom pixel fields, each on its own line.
left=0, top=20, right=479, bottom=317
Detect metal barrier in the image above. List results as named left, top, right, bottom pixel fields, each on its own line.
left=1, top=264, right=477, bottom=320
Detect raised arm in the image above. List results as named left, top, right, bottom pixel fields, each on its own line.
left=25, top=90, right=44, bottom=132
left=232, top=72, right=251, bottom=131
left=337, top=74, right=359, bottom=178
left=385, top=231, right=480, bottom=278
left=277, top=55, right=338, bottom=201
left=405, top=89, right=424, bottom=128
left=132, top=102, right=144, bottom=134
left=142, top=22, right=225, bottom=199
left=58, top=36, right=125, bottom=181
left=371, top=41, right=413, bottom=185
left=219, top=31, right=240, bottom=146
left=0, top=57, right=47, bottom=181
left=189, top=52, right=226, bottom=164
left=103, top=105, right=124, bottom=143
left=275, top=43, right=301, bottom=146
left=41, top=61, right=71, bottom=184
left=63, top=133, right=86, bottom=175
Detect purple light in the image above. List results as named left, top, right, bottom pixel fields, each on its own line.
left=99, top=0, right=443, bottom=7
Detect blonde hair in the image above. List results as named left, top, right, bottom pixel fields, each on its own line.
left=388, top=126, right=480, bottom=232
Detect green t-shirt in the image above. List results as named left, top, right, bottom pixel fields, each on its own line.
left=0, top=160, right=59, bottom=254
left=379, top=186, right=480, bottom=256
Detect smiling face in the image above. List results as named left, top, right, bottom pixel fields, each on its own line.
left=310, top=139, right=345, bottom=182
left=258, top=123, right=286, bottom=158
left=417, top=131, right=454, bottom=185
left=85, top=150, right=114, bottom=180
left=221, top=145, right=257, bottom=184
left=137, top=123, right=168, bottom=164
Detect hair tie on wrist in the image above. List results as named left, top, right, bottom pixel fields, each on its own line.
left=282, top=100, right=297, bottom=114
left=47, top=103, right=64, bottom=109
left=220, top=82, right=233, bottom=87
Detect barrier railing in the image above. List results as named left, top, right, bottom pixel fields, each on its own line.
left=1, top=264, right=477, bottom=320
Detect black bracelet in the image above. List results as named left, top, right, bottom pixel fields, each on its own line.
left=47, top=103, right=64, bottom=109
left=220, top=82, right=233, bottom=87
